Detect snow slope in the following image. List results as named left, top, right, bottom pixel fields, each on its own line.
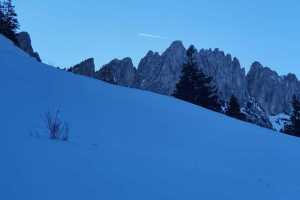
left=1, top=36, right=300, bottom=199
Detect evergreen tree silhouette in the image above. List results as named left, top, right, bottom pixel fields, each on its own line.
left=226, top=95, right=245, bottom=120
left=0, top=0, right=19, bottom=44
left=284, top=95, right=300, bottom=136
left=173, top=45, right=221, bottom=112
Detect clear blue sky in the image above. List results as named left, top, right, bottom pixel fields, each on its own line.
left=15, top=0, right=300, bottom=76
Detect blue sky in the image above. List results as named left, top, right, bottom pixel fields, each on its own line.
left=15, top=0, right=300, bottom=76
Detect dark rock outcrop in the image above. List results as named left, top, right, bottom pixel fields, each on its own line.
left=16, top=32, right=41, bottom=62
left=134, top=41, right=186, bottom=95
left=247, top=62, right=300, bottom=115
left=197, top=49, right=249, bottom=104
left=68, top=58, right=95, bottom=77
left=95, top=57, right=136, bottom=87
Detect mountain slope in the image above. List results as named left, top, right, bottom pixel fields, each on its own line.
left=0, top=36, right=300, bottom=200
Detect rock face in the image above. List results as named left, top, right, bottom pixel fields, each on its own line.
left=68, top=58, right=95, bottom=77
left=74, top=40, right=300, bottom=129
left=16, top=32, right=41, bottom=62
left=197, top=49, right=249, bottom=104
left=94, top=41, right=272, bottom=128
left=95, top=58, right=136, bottom=87
left=247, top=62, right=300, bottom=115
left=242, top=97, right=273, bottom=128
left=134, top=41, right=186, bottom=95
left=134, top=43, right=249, bottom=104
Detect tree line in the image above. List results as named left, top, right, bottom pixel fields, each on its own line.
left=173, top=45, right=244, bottom=120
left=283, top=96, right=300, bottom=137
left=173, top=45, right=300, bottom=137
left=0, top=0, right=19, bottom=44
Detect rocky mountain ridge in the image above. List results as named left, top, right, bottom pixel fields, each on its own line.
left=68, top=41, right=299, bottom=129
left=247, top=61, right=300, bottom=115
left=68, top=58, right=95, bottom=77
left=95, top=57, right=136, bottom=87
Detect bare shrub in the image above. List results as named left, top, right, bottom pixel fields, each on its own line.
left=62, top=123, right=69, bottom=141
left=44, top=109, right=69, bottom=141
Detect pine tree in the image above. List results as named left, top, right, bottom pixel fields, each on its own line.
left=194, top=71, right=221, bottom=112
left=173, top=45, right=199, bottom=105
left=0, top=1, right=4, bottom=27
left=284, top=95, right=300, bottom=136
left=0, top=1, right=2, bottom=15
left=0, top=0, right=19, bottom=44
left=173, top=45, right=221, bottom=112
left=226, top=95, right=245, bottom=120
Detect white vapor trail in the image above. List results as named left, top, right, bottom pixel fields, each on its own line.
left=138, top=33, right=167, bottom=39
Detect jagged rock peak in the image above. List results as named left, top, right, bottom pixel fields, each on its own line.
left=95, top=57, right=136, bottom=87
left=16, top=32, right=41, bottom=62
left=248, top=62, right=281, bottom=81
left=109, top=57, right=134, bottom=65
left=134, top=40, right=186, bottom=95
left=169, top=40, right=185, bottom=49
left=68, top=58, right=95, bottom=77
left=196, top=49, right=249, bottom=104
left=285, top=73, right=298, bottom=82
left=232, top=57, right=239, bottom=64
left=146, top=50, right=154, bottom=56
left=248, top=62, right=267, bottom=74
left=79, top=58, right=95, bottom=67
left=162, top=40, right=186, bottom=56
left=251, top=61, right=264, bottom=69
left=249, top=62, right=299, bottom=83
left=247, top=61, right=300, bottom=115
left=145, top=50, right=160, bottom=57
left=213, top=48, right=226, bottom=57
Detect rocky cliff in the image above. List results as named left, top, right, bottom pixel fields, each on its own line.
left=69, top=40, right=300, bottom=129
left=197, top=49, right=249, bottom=104
left=133, top=43, right=249, bottom=105
left=247, top=62, right=300, bottom=115
left=68, top=58, right=95, bottom=77
left=95, top=57, right=136, bottom=87
left=134, top=41, right=186, bottom=95
left=16, top=32, right=41, bottom=62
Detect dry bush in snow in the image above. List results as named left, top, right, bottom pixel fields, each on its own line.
left=44, top=109, right=69, bottom=141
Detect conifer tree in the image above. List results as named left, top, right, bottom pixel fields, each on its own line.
left=0, top=0, right=19, bottom=44
left=226, top=95, right=245, bottom=120
left=0, top=1, right=4, bottom=27
left=284, top=95, right=300, bottom=136
left=0, top=1, right=2, bottom=15
left=195, top=70, right=221, bottom=112
left=5, top=0, right=19, bottom=30
left=173, top=45, right=221, bottom=112
left=173, top=45, right=199, bottom=105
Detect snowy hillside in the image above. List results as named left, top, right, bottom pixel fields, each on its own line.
left=1, top=36, right=300, bottom=199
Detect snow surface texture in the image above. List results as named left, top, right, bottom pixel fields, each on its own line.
left=1, top=36, right=300, bottom=199
left=269, top=113, right=291, bottom=132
